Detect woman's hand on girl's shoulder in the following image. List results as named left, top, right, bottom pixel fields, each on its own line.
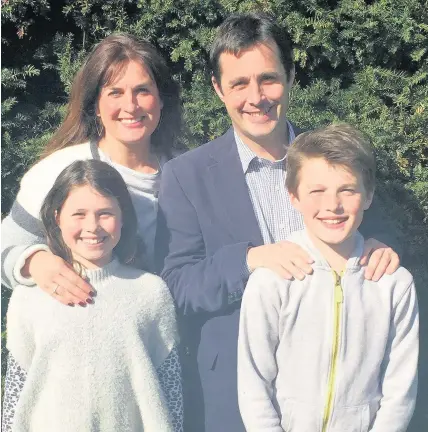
left=25, top=250, right=93, bottom=306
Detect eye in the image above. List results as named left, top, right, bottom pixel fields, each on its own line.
left=107, top=89, right=122, bottom=97
left=260, top=76, right=277, bottom=85
left=99, top=211, right=113, bottom=217
left=309, top=189, right=323, bottom=194
left=342, top=188, right=356, bottom=194
left=136, top=87, right=149, bottom=94
left=231, top=81, right=247, bottom=90
left=72, top=212, right=85, bottom=217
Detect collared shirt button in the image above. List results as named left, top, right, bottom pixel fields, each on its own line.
left=279, top=223, right=285, bottom=229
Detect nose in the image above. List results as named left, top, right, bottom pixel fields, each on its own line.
left=247, top=80, right=263, bottom=105
left=123, top=90, right=137, bottom=112
left=83, top=214, right=99, bottom=232
left=324, top=193, right=343, bottom=212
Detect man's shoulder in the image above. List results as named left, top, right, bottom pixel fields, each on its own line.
left=165, top=128, right=234, bottom=170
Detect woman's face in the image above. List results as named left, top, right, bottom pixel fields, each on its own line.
left=97, top=60, right=163, bottom=148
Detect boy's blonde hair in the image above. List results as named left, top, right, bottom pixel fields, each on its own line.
left=286, top=123, right=376, bottom=195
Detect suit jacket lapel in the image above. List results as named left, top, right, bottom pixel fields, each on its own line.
left=207, top=129, right=263, bottom=247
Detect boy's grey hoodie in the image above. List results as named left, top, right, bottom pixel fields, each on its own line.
left=238, top=229, right=418, bottom=432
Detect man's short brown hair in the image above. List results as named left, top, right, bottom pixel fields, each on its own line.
left=286, top=123, right=376, bottom=195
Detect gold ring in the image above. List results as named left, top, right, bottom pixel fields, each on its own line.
left=52, top=283, right=60, bottom=295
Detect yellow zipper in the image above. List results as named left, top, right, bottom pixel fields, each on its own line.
left=321, top=271, right=344, bottom=432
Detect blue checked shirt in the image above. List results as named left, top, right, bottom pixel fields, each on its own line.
left=235, top=121, right=304, bottom=248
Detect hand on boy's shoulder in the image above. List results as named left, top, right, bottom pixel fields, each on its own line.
left=360, top=238, right=400, bottom=282
left=246, top=241, right=314, bottom=280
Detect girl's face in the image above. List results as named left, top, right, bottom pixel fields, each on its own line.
left=57, top=185, right=123, bottom=269
left=97, top=60, right=163, bottom=148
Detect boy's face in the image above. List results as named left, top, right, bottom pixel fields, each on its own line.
left=289, top=157, right=373, bottom=247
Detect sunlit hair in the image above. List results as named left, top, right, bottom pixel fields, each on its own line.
left=40, top=160, right=139, bottom=270
left=210, top=12, right=294, bottom=86
left=41, top=33, right=182, bottom=159
left=286, top=123, right=376, bottom=196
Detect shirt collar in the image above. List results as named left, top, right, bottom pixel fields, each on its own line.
left=235, top=120, right=296, bottom=174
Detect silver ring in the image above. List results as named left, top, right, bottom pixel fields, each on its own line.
left=52, top=283, right=60, bottom=295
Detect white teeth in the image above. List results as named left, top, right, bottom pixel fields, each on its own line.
left=322, top=219, right=344, bottom=225
left=81, top=238, right=103, bottom=244
left=120, top=118, right=142, bottom=124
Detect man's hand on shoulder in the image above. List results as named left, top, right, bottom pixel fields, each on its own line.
left=360, top=238, right=400, bottom=281
left=247, top=241, right=314, bottom=280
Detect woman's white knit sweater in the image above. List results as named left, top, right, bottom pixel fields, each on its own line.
left=6, top=259, right=179, bottom=432
left=1, top=141, right=168, bottom=287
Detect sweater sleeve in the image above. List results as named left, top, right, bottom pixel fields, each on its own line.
left=157, top=345, right=183, bottom=432
left=237, top=268, right=286, bottom=432
left=1, top=200, right=48, bottom=289
left=1, top=354, right=28, bottom=432
left=156, top=160, right=252, bottom=316
left=370, top=278, right=419, bottom=431
left=1, top=143, right=93, bottom=289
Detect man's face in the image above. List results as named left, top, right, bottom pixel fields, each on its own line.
left=212, top=41, right=294, bottom=148
left=289, top=157, right=373, bottom=251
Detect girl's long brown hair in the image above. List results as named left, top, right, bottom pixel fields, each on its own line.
left=41, top=33, right=182, bottom=160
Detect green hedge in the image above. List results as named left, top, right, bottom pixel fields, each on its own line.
left=2, top=0, right=427, bottom=427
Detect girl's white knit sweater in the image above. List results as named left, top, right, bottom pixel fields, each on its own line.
left=7, top=259, right=179, bottom=432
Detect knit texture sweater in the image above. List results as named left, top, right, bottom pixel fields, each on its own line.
left=6, top=259, right=179, bottom=432
left=1, top=141, right=168, bottom=288
left=238, top=230, right=418, bottom=432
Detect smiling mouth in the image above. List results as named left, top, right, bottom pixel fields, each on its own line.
left=318, top=217, right=348, bottom=226
left=119, top=117, right=144, bottom=124
left=244, top=106, right=274, bottom=117
left=80, top=238, right=106, bottom=245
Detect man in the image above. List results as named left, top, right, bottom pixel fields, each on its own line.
left=156, top=12, right=400, bottom=432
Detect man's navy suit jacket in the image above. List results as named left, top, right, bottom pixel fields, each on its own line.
left=155, top=127, right=397, bottom=432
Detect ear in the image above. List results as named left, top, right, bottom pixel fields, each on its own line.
left=55, top=209, right=60, bottom=225
left=288, top=190, right=301, bottom=212
left=363, top=189, right=374, bottom=211
left=212, top=76, right=225, bottom=102
left=287, top=65, right=296, bottom=89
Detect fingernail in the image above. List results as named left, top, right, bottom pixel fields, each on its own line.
left=86, top=298, right=93, bottom=304
left=89, top=291, right=95, bottom=297
left=79, top=302, right=87, bottom=307
left=68, top=303, right=75, bottom=307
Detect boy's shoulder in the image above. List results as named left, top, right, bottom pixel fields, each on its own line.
left=244, top=267, right=293, bottom=304
left=376, top=265, right=415, bottom=296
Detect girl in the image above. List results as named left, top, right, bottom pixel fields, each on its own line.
left=2, top=160, right=183, bottom=432
left=1, top=33, right=183, bottom=304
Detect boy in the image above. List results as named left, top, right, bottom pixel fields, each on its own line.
left=237, top=124, right=418, bottom=431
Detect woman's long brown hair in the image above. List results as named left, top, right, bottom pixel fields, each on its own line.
left=41, top=33, right=182, bottom=160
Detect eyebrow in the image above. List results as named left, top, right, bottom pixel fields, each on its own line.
left=228, top=76, right=249, bottom=87
left=228, top=71, right=282, bottom=87
left=106, top=81, right=152, bottom=90
left=73, top=207, right=115, bottom=212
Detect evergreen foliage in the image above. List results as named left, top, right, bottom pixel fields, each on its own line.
left=1, top=1, right=427, bottom=425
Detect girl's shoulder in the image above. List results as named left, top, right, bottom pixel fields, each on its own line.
left=17, top=143, right=93, bottom=218
left=114, top=264, right=174, bottom=315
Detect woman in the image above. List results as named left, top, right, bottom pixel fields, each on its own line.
left=1, top=33, right=182, bottom=305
